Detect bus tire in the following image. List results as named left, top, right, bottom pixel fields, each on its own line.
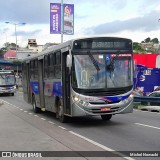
left=101, top=114, right=112, bottom=121
left=11, top=93, right=14, bottom=96
left=32, top=95, right=41, bottom=113
left=57, top=100, right=67, bottom=123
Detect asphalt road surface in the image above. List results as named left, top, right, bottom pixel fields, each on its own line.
left=0, top=92, right=160, bottom=160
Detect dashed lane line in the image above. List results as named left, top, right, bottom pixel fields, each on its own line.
left=40, top=118, right=46, bottom=121
left=135, top=123, right=160, bottom=130
left=58, top=126, right=66, bottom=130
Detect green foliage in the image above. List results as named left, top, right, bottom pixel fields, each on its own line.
left=12, top=59, right=22, bottom=64
left=133, top=42, right=145, bottom=53
left=141, top=37, right=159, bottom=43
left=135, top=37, right=159, bottom=54
left=144, top=37, right=151, bottom=43
left=151, top=38, right=159, bottom=44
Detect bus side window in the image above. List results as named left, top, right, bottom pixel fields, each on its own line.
left=30, top=60, right=34, bottom=79
left=55, top=52, right=61, bottom=79
left=56, top=51, right=61, bottom=64
left=34, top=59, right=38, bottom=78
left=48, top=53, right=55, bottom=78
left=44, top=55, right=49, bottom=78
left=22, top=63, right=27, bottom=82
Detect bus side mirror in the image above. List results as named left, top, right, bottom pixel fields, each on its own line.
left=66, top=54, right=72, bottom=69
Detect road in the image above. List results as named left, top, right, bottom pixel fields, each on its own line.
left=0, top=92, right=160, bottom=159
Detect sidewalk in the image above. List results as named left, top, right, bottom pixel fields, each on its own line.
left=0, top=100, right=126, bottom=160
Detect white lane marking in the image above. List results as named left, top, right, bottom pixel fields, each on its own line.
left=24, top=111, right=28, bottom=113
left=48, top=121, right=55, bottom=125
left=69, top=131, right=135, bottom=160
left=135, top=123, right=160, bottom=130
left=28, top=113, right=33, bottom=115
left=58, top=126, right=66, bottom=130
left=34, top=115, right=39, bottom=117
left=20, top=109, right=23, bottom=111
left=40, top=118, right=46, bottom=121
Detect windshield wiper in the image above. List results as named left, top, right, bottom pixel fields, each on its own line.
left=106, top=51, right=121, bottom=71
left=87, top=51, right=100, bottom=71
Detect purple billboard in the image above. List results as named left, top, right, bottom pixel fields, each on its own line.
left=50, top=3, right=74, bottom=35
left=50, top=3, right=61, bottom=34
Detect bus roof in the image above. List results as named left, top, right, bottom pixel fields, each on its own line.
left=22, top=36, right=132, bottom=62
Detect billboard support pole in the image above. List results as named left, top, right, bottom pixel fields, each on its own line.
left=61, top=0, right=63, bottom=43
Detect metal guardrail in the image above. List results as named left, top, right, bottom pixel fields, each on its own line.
left=134, top=96, right=160, bottom=103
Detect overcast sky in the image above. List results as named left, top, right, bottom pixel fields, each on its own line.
left=0, top=0, right=160, bottom=47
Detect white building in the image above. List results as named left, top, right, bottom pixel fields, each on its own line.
left=27, top=39, right=43, bottom=53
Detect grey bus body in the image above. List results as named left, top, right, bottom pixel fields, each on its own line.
left=22, top=37, right=134, bottom=122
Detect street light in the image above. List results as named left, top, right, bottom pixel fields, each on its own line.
left=5, top=22, right=26, bottom=75
left=5, top=22, right=26, bottom=56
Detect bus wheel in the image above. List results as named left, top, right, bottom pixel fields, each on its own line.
left=57, top=100, right=67, bottom=123
left=11, top=93, right=14, bottom=96
left=101, top=114, right=112, bottom=121
left=32, top=95, right=41, bottom=113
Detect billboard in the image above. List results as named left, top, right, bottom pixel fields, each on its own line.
left=50, top=3, right=61, bottom=34
left=50, top=3, right=74, bottom=35
left=63, top=4, right=74, bottom=35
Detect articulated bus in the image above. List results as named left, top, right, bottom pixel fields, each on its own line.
left=22, top=37, right=134, bottom=122
left=0, top=70, right=16, bottom=96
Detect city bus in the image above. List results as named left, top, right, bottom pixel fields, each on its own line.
left=0, top=70, right=16, bottom=96
left=22, top=37, right=134, bottom=122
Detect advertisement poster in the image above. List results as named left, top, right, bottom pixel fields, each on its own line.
left=50, top=3, right=74, bottom=35
left=50, top=3, right=61, bottom=34
left=63, top=4, right=74, bottom=35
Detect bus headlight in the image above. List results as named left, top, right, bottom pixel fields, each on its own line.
left=72, top=95, right=79, bottom=102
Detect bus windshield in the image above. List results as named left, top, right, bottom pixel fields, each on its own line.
left=72, top=53, right=133, bottom=89
left=0, top=73, right=16, bottom=86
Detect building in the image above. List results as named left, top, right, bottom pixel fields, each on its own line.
left=3, top=50, right=16, bottom=60
left=27, top=39, right=43, bottom=53
left=3, top=39, right=44, bottom=60
left=140, top=42, right=154, bottom=51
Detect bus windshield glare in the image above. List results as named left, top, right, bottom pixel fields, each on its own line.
left=72, top=53, right=133, bottom=89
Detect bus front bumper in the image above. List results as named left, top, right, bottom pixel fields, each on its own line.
left=71, top=100, right=133, bottom=117
left=0, top=86, right=16, bottom=94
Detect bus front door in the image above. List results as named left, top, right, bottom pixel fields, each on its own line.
left=62, top=52, right=71, bottom=115
left=38, top=59, right=45, bottom=109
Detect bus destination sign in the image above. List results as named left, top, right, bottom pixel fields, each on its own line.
left=73, top=38, right=132, bottom=50
left=92, top=41, right=125, bottom=49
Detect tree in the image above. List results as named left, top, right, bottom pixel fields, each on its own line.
left=133, top=42, right=145, bottom=53
left=151, top=38, right=159, bottom=44
left=144, top=37, right=151, bottom=43
left=12, top=59, right=22, bottom=64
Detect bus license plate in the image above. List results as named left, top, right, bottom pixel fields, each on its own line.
left=101, top=107, right=111, bottom=112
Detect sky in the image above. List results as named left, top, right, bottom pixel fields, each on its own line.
left=0, top=0, right=160, bottom=48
